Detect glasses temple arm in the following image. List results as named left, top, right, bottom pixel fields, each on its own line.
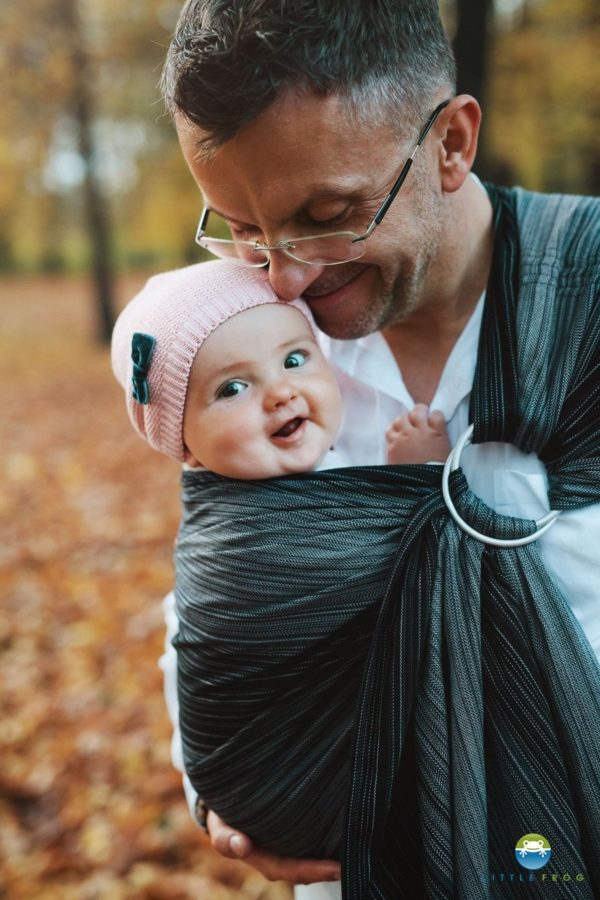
left=371, top=158, right=414, bottom=229
left=364, top=99, right=452, bottom=235
left=416, top=98, right=451, bottom=145
left=195, top=207, right=210, bottom=243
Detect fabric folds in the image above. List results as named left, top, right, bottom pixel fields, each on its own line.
left=174, top=185, right=600, bottom=899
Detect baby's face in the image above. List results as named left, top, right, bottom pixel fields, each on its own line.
left=183, top=304, right=342, bottom=479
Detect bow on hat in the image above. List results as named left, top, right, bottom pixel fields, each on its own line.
left=131, top=332, right=156, bottom=405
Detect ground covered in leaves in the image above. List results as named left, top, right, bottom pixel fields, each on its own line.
left=0, top=274, right=293, bottom=900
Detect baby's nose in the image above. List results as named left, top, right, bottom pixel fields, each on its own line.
left=265, top=379, right=297, bottom=409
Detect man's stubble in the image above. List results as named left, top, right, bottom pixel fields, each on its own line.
left=322, top=177, right=446, bottom=341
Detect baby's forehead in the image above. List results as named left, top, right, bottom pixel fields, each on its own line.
left=191, top=301, right=316, bottom=379
left=232, top=301, right=312, bottom=331
left=213, top=302, right=312, bottom=344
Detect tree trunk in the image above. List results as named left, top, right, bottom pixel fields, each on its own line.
left=452, top=0, right=494, bottom=180
left=62, top=0, right=116, bottom=343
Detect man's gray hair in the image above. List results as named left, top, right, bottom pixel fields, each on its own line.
left=161, top=0, right=456, bottom=154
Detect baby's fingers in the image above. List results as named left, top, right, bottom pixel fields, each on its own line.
left=408, top=403, right=429, bottom=427
left=428, top=409, right=446, bottom=430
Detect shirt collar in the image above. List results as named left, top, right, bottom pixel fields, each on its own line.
left=320, top=291, right=486, bottom=420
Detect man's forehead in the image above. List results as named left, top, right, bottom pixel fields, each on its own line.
left=204, top=177, right=377, bottom=223
left=177, top=95, right=402, bottom=224
left=178, top=92, right=400, bottom=171
left=176, top=88, right=390, bottom=151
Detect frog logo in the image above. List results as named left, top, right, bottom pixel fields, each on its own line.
left=515, top=834, right=552, bottom=871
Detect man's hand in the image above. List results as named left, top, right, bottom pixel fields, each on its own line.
left=207, top=810, right=342, bottom=884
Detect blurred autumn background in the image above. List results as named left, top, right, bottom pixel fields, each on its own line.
left=0, top=0, right=598, bottom=897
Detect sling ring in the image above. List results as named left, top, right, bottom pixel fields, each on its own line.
left=441, top=424, right=560, bottom=548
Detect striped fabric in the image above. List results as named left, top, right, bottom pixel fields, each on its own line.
left=174, top=185, right=600, bottom=899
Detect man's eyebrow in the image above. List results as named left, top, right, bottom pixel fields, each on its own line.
left=207, top=180, right=374, bottom=226
left=207, top=206, right=253, bottom=226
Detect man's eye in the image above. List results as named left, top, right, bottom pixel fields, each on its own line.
left=229, top=223, right=259, bottom=241
left=308, top=214, right=346, bottom=229
left=217, top=380, right=247, bottom=399
left=284, top=350, right=308, bottom=369
left=303, top=201, right=351, bottom=229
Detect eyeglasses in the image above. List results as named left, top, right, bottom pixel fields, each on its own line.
left=195, top=98, right=451, bottom=268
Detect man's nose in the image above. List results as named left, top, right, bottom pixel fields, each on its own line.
left=266, top=252, right=324, bottom=302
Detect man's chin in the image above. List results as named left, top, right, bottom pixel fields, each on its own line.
left=302, top=262, right=366, bottom=301
left=312, top=317, right=377, bottom=341
left=304, top=264, right=419, bottom=339
left=310, top=291, right=397, bottom=341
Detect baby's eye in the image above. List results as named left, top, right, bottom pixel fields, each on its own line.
left=284, top=349, right=308, bottom=369
left=217, top=380, right=247, bottom=399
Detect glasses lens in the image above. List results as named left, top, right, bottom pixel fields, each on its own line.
left=283, top=233, right=366, bottom=265
left=197, top=210, right=268, bottom=267
left=198, top=236, right=268, bottom=267
left=197, top=209, right=367, bottom=267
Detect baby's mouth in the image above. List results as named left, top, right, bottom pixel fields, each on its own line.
left=272, top=416, right=305, bottom=439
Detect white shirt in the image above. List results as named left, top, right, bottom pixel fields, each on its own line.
left=161, top=296, right=600, bottom=900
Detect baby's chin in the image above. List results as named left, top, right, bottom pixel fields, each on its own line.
left=203, top=428, right=334, bottom=480
left=250, top=441, right=332, bottom=480
left=258, top=449, right=328, bottom=479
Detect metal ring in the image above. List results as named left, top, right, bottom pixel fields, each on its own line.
left=441, top=424, right=560, bottom=547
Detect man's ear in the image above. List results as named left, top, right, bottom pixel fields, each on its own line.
left=183, top=447, right=204, bottom=468
left=437, top=95, right=482, bottom=194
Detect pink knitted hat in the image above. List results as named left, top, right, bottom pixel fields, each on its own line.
left=111, top=260, right=316, bottom=461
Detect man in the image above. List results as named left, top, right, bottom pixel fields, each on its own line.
left=159, top=2, right=600, bottom=897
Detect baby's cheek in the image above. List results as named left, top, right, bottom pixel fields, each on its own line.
left=220, top=416, right=266, bottom=460
left=324, top=381, right=344, bottom=437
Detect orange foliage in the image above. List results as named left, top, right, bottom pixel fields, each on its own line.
left=0, top=274, right=292, bottom=900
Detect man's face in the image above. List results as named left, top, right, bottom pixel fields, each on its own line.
left=176, top=92, right=448, bottom=340
left=183, top=303, right=342, bottom=479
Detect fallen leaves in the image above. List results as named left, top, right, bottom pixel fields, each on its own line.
left=0, top=274, right=293, bottom=900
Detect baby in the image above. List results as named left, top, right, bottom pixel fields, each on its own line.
left=111, top=260, right=449, bottom=473
left=111, top=259, right=451, bottom=858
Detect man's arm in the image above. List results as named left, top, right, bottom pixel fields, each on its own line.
left=159, top=591, right=200, bottom=814
left=160, top=592, right=341, bottom=885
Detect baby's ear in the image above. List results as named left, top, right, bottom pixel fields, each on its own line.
left=183, top=447, right=204, bottom=468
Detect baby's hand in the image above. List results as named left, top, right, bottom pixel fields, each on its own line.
left=386, top=404, right=450, bottom=465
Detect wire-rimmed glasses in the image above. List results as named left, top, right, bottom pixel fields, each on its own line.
left=195, top=98, right=451, bottom=268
